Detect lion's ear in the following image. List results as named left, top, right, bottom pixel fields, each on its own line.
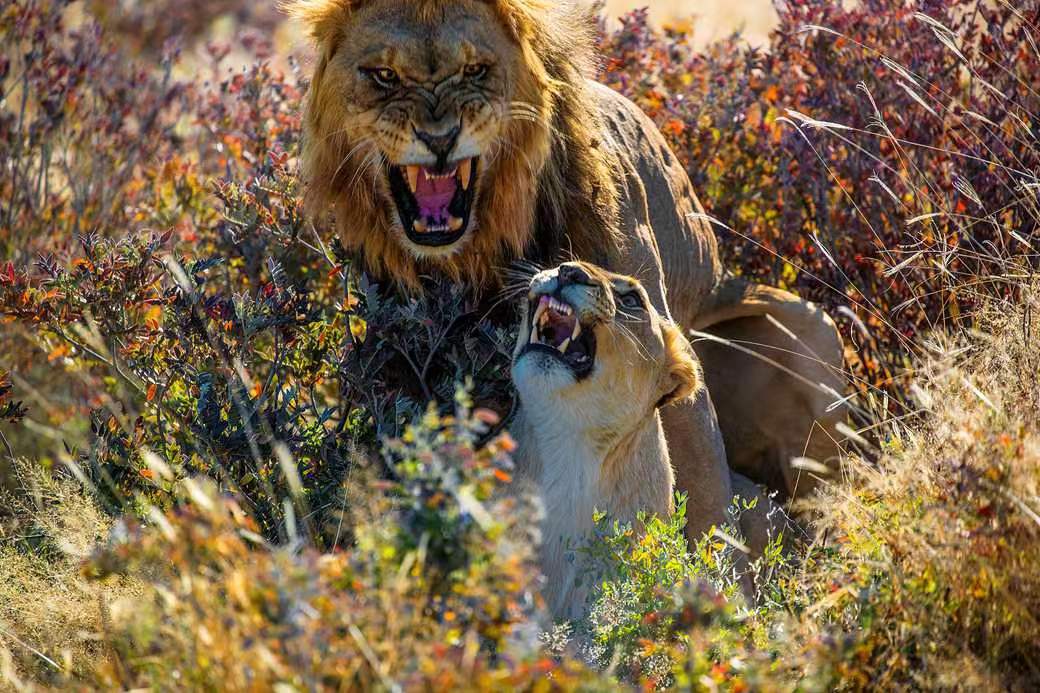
left=282, top=0, right=354, bottom=44
left=656, top=323, right=700, bottom=409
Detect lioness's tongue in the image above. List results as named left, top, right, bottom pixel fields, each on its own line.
left=415, top=168, right=458, bottom=225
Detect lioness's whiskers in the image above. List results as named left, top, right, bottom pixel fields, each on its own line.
left=612, top=319, right=654, bottom=362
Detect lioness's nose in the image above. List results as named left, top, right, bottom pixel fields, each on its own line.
left=415, top=124, right=461, bottom=165
left=558, top=263, right=594, bottom=287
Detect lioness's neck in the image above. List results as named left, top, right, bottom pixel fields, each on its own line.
left=511, top=404, right=674, bottom=618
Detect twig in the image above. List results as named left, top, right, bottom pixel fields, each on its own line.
left=0, top=622, right=64, bottom=673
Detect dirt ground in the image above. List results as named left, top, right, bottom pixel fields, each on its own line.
left=602, top=0, right=777, bottom=46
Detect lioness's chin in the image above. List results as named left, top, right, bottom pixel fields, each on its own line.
left=385, top=156, right=480, bottom=252
left=511, top=353, right=581, bottom=400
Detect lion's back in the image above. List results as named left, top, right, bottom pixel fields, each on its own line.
left=585, top=80, right=722, bottom=325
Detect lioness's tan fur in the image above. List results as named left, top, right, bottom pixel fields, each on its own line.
left=510, top=262, right=792, bottom=618
left=508, top=262, right=696, bottom=619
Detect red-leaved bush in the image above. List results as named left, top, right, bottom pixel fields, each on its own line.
left=604, top=1, right=1040, bottom=410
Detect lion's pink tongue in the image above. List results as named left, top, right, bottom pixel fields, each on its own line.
left=415, top=169, right=458, bottom=223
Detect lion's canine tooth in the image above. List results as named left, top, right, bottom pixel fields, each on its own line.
left=448, top=215, right=464, bottom=231
left=558, top=337, right=571, bottom=353
left=530, top=324, right=539, bottom=344
left=572, top=321, right=581, bottom=340
left=406, top=166, right=420, bottom=192
left=413, top=219, right=428, bottom=233
left=459, top=158, right=473, bottom=190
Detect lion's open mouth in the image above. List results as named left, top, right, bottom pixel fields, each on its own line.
left=386, top=157, right=479, bottom=247
left=521, top=294, right=597, bottom=379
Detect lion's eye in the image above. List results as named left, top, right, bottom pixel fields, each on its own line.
left=364, top=67, right=400, bottom=89
left=618, top=293, right=643, bottom=311
left=463, top=63, right=489, bottom=80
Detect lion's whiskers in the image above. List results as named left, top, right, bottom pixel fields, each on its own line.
left=332, top=137, right=376, bottom=187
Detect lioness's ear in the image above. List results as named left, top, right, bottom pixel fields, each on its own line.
left=282, top=0, right=354, bottom=44
left=657, top=323, right=700, bottom=409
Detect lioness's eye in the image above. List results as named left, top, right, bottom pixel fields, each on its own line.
left=363, top=67, right=400, bottom=89
left=463, top=63, right=489, bottom=79
left=618, top=293, right=643, bottom=310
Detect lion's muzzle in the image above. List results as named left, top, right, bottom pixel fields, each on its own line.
left=386, top=156, right=479, bottom=248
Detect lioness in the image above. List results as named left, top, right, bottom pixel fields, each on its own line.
left=288, top=0, right=845, bottom=510
left=510, top=262, right=785, bottom=619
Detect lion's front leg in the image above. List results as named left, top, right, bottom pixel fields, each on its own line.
left=659, top=381, right=733, bottom=541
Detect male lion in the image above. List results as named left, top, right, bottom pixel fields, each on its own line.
left=509, top=261, right=790, bottom=618
left=288, top=0, right=846, bottom=526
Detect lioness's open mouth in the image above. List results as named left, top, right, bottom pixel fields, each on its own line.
left=386, top=157, right=479, bottom=247
left=521, top=294, right=597, bottom=379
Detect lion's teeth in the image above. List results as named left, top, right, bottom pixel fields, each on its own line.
left=459, top=158, right=473, bottom=190
left=558, top=337, right=570, bottom=353
left=530, top=324, right=539, bottom=344
left=448, top=215, right=464, bottom=231
left=572, top=321, right=581, bottom=340
left=406, top=166, right=420, bottom=193
left=413, top=219, right=428, bottom=233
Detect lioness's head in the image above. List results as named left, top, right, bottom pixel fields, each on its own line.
left=289, top=0, right=607, bottom=288
left=512, top=262, right=700, bottom=437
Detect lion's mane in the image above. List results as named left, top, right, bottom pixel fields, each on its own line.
left=291, top=0, right=622, bottom=290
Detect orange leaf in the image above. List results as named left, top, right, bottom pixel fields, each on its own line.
left=47, top=343, right=70, bottom=362
left=146, top=383, right=158, bottom=402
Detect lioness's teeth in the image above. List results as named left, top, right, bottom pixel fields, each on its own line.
left=413, top=219, right=428, bottom=233
left=459, top=158, right=473, bottom=190
left=448, top=215, right=464, bottom=231
left=405, top=166, right=420, bottom=193
left=533, top=302, right=547, bottom=325
left=572, top=321, right=581, bottom=340
left=549, top=298, right=572, bottom=316
left=530, top=324, right=539, bottom=344
left=558, top=337, right=571, bottom=353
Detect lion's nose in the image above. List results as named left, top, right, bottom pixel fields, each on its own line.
left=414, top=124, right=461, bottom=166
left=558, top=263, right=594, bottom=287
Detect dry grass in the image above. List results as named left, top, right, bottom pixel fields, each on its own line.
left=796, top=287, right=1040, bottom=688
left=0, top=463, right=144, bottom=685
